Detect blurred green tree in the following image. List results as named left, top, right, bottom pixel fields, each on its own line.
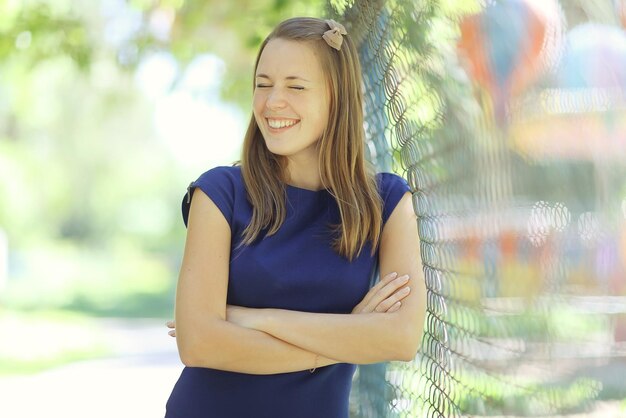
left=0, top=0, right=322, bottom=315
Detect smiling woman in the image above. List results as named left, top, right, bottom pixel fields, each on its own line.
left=164, top=16, right=425, bottom=418
left=252, top=38, right=330, bottom=172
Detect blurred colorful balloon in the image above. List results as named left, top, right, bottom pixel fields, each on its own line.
left=458, top=0, right=548, bottom=107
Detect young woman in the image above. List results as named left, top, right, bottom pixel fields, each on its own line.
left=165, top=17, right=426, bottom=418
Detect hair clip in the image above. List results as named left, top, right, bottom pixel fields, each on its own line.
left=323, top=19, right=347, bottom=51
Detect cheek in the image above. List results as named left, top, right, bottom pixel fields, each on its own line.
left=314, top=99, right=330, bottom=129
left=253, top=90, right=267, bottom=108
left=294, top=96, right=326, bottom=118
left=252, top=96, right=265, bottom=121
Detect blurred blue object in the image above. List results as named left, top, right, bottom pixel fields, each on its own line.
left=557, top=23, right=626, bottom=91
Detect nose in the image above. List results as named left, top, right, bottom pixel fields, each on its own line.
left=266, top=88, right=287, bottom=110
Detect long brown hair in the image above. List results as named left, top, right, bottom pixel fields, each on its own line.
left=239, top=17, right=382, bottom=261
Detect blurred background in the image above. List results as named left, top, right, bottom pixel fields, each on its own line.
left=0, top=0, right=327, bottom=416
left=2, top=0, right=626, bottom=417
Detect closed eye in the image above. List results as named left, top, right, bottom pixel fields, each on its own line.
left=255, top=84, right=271, bottom=88
left=290, top=86, right=305, bottom=90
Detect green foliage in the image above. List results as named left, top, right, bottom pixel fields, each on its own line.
left=456, top=376, right=602, bottom=415
left=0, top=2, right=93, bottom=69
left=2, top=240, right=175, bottom=317
left=0, top=1, right=192, bottom=320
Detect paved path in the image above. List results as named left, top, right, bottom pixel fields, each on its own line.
left=0, top=319, right=183, bottom=418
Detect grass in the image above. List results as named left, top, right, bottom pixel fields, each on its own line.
left=0, top=308, right=113, bottom=376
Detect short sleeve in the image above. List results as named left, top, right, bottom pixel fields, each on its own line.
left=378, top=172, right=411, bottom=225
left=181, top=166, right=237, bottom=228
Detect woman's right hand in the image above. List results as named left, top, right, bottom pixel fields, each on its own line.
left=352, top=272, right=411, bottom=314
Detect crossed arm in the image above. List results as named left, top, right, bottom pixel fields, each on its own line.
left=172, top=189, right=425, bottom=375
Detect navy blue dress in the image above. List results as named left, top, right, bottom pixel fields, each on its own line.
left=165, top=165, right=410, bottom=418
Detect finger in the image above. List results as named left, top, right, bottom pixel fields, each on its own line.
left=166, top=321, right=175, bottom=328
left=374, top=286, right=411, bottom=313
left=360, top=272, right=398, bottom=307
left=387, top=301, right=402, bottom=313
left=377, top=271, right=400, bottom=289
left=374, top=286, right=410, bottom=312
left=168, top=330, right=176, bottom=337
left=365, top=275, right=409, bottom=312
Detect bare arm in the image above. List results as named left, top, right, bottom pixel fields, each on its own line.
left=182, top=318, right=342, bottom=374
left=378, top=192, right=426, bottom=357
left=175, top=188, right=339, bottom=374
left=228, top=307, right=406, bottom=364
left=226, top=192, right=426, bottom=363
left=170, top=272, right=410, bottom=368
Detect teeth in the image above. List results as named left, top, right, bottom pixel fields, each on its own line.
left=268, top=119, right=298, bottom=129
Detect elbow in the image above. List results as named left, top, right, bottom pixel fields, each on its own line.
left=396, top=339, right=421, bottom=362
left=178, top=347, right=205, bottom=368
left=176, top=323, right=221, bottom=368
left=179, top=354, right=197, bottom=368
left=394, top=324, right=424, bottom=362
left=177, top=339, right=206, bottom=367
left=178, top=342, right=223, bottom=368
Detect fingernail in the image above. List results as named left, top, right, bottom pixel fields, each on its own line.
left=389, top=272, right=398, bottom=278
left=401, top=286, right=411, bottom=293
left=398, top=275, right=409, bottom=282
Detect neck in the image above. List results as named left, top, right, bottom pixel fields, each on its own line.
left=285, top=156, right=323, bottom=191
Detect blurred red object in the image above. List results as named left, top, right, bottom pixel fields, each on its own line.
left=617, top=0, right=626, bottom=29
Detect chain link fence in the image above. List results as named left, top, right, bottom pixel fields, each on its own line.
left=333, top=0, right=626, bottom=416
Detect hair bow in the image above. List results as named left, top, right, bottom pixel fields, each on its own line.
left=323, top=19, right=348, bottom=51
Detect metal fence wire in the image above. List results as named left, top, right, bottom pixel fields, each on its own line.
left=331, top=0, right=626, bottom=417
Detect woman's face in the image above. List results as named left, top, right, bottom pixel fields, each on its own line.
left=253, top=38, right=330, bottom=164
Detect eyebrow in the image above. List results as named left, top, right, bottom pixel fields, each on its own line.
left=255, top=73, right=311, bottom=82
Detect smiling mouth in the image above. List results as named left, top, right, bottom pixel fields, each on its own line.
left=266, top=118, right=300, bottom=131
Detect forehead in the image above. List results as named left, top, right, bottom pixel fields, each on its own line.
left=256, top=38, right=324, bottom=81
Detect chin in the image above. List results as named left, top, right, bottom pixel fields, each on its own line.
left=261, top=140, right=289, bottom=157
